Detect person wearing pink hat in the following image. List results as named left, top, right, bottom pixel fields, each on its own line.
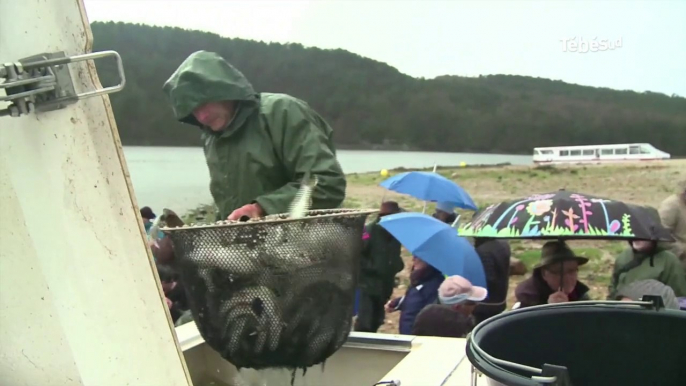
left=411, top=275, right=488, bottom=338
left=438, top=275, right=489, bottom=306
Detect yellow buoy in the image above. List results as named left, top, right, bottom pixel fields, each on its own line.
left=380, top=169, right=389, bottom=177
left=459, top=162, right=467, bottom=167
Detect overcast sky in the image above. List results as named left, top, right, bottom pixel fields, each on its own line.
left=84, top=0, right=686, bottom=96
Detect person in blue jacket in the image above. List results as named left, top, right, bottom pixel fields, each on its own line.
left=384, top=256, right=445, bottom=335
left=140, top=206, right=165, bottom=245
left=140, top=206, right=156, bottom=233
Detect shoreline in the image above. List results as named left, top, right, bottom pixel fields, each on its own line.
left=122, top=143, right=534, bottom=156
left=179, top=161, right=515, bottom=222
left=181, top=159, right=685, bottom=222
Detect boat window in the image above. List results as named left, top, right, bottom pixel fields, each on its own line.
left=582, top=149, right=595, bottom=156
left=639, top=145, right=651, bottom=154
left=560, top=150, right=569, bottom=156
left=570, top=150, right=582, bottom=156
left=629, top=146, right=641, bottom=155
left=541, top=150, right=554, bottom=155
left=615, top=148, right=628, bottom=155
left=601, top=149, right=614, bottom=155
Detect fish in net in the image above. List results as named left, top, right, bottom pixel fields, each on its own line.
left=162, top=209, right=376, bottom=373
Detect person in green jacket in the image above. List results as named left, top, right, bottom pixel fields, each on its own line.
left=355, top=201, right=404, bottom=332
left=608, top=239, right=686, bottom=298
left=607, top=205, right=686, bottom=298
left=162, top=51, right=346, bottom=221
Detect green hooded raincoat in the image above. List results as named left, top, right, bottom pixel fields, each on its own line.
left=608, top=206, right=686, bottom=298
left=163, top=51, right=346, bottom=219
left=609, top=243, right=686, bottom=298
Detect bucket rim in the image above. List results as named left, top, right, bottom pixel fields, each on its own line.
left=466, top=299, right=672, bottom=385
left=160, top=208, right=379, bottom=232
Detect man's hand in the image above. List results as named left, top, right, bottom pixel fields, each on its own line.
left=384, top=299, right=397, bottom=313
left=227, top=203, right=265, bottom=221
left=548, top=291, right=569, bottom=304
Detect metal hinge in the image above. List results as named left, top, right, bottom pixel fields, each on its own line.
left=0, top=50, right=125, bottom=118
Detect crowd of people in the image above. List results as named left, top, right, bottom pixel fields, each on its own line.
left=353, top=201, right=511, bottom=338
left=140, top=50, right=685, bottom=338
left=354, top=182, right=685, bottom=338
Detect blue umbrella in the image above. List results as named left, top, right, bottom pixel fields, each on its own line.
left=379, top=212, right=487, bottom=287
left=379, top=171, right=478, bottom=211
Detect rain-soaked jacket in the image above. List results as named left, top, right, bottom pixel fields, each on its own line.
left=163, top=51, right=346, bottom=219
left=608, top=243, right=686, bottom=298
left=607, top=205, right=686, bottom=298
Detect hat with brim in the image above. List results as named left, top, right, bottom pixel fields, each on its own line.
left=438, top=275, right=488, bottom=305
left=533, top=241, right=588, bottom=271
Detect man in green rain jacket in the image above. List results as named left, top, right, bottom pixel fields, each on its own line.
left=162, top=51, right=346, bottom=220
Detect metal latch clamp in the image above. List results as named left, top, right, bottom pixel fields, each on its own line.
left=0, top=50, right=126, bottom=118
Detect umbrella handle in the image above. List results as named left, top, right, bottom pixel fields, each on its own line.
left=451, top=215, right=460, bottom=228
left=422, top=162, right=438, bottom=215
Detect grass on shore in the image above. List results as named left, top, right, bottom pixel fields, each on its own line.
left=183, top=160, right=686, bottom=334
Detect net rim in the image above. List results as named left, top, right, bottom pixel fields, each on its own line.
left=160, top=208, right=378, bottom=233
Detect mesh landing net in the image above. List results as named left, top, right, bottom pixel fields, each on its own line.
left=162, top=208, right=376, bottom=371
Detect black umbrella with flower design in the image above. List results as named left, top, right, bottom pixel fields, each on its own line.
left=457, top=190, right=673, bottom=241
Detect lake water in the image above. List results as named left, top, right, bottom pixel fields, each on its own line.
left=123, top=146, right=532, bottom=215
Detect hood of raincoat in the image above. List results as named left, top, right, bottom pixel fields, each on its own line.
left=162, top=50, right=259, bottom=135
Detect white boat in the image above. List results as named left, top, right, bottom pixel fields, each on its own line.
left=533, top=143, right=671, bottom=165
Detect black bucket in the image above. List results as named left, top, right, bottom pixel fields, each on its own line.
left=466, top=301, right=686, bottom=386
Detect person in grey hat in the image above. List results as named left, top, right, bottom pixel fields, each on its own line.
left=514, top=241, right=591, bottom=308
left=615, top=279, right=680, bottom=310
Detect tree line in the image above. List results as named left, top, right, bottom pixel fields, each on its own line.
left=91, top=22, right=686, bottom=156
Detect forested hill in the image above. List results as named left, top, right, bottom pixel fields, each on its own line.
left=91, top=22, right=686, bottom=156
